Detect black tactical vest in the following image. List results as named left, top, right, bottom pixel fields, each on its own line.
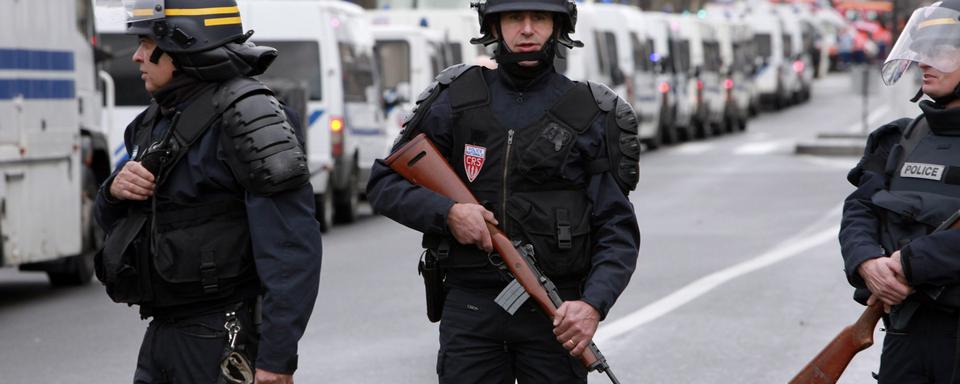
left=873, top=117, right=960, bottom=251
left=426, top=67, right=602, bottom=282
left=98, top=80, right=265, bottom=311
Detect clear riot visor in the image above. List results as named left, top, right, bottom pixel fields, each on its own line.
left=882, top=6, right=960, bottom=85
left=122, top=0, right=166, bottom=23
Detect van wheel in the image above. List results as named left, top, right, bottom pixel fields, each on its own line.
left=48, top=167, right=99, bottom=286
left=315, top=191, right=334, bottom=233
left=333, top=165, right=359, bottom=224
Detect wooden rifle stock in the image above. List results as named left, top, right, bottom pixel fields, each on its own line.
left=385, top=133, right=617, bottom=380
left=790, top=210, right=960, bottom=383
left=788, top=303, right=883, bottom=384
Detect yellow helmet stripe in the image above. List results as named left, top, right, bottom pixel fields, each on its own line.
left=918, top=18, right=960, bottom=29
left=166, top=6, right=240, bottom=17
left=203, top=16, right=242, bottom=27
left=131, top=8, right=157, bottom=17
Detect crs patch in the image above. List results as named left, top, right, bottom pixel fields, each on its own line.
left=463, top=144, right=487, bottom=182
left=900, top=162, right=946, bottom=181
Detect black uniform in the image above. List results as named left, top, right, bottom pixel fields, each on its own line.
left=367, top=64, right=640, bottom=383
left=841, top=101, right=960, bottom=383
left=94, top=75, right=322, bottom=382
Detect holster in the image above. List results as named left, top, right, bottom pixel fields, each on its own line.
left=419, top=243, right=448, bottom=323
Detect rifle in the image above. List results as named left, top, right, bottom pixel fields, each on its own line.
left=790, top=209, right=960, bottom=384
left=385, top=133, right=622, bottom=384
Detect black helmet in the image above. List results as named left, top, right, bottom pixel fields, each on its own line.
left=470, top=0, right=582, bottom=49
left=124, top=0, right=245, bottom=54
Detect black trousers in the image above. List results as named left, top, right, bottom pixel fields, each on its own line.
left=878, top=305, right=960, bottom=384
left=437, top=287, right=587, bottom=384
left=133, top=305, right=258, bottom=384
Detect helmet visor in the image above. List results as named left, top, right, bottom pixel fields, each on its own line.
left=882, top=6, right=960, bottom=85
left=122, top=0, right=166, bottom=23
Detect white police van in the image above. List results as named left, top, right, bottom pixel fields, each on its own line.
left=0, top=0, right=105, bottom=285
left=669, top=14, right=724, bottom=138
left=743, top=5, right=791, bottom=110
left=368, top=7, right=491, bottom=68
left=642, top=12, right=686, bottom=144
left=371, top=24, right=450, bottom=155
left=238, top=0, right=387, bottom=227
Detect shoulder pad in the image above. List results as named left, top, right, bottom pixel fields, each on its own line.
left=221, top=92, right=309, bottom=195
left=213, top=77, right=272, bottom=113
left=605, top=97, right=641, bottom=193
left=614, top=96, right=639, bottom=135
left=436, top=63, right=477, bottom=85
left=588, top=81, right=618, bottom=112
left=865, top=117, right=913, bottom=155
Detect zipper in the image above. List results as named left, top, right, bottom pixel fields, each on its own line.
left=501, top=129, right=515, bottom=234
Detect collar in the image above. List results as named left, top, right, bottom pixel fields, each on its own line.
left=920, top=100, right=960, bottom=136
left=496, top=64, right=555, bottom=93
left=151, top=74, right=209, bottom=116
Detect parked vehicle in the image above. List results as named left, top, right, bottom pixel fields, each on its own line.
left=2, top=0, right=104, bottom=285
left=371, top=24, right=450, bottom=155
left=240, top=0, right=387, bottom=227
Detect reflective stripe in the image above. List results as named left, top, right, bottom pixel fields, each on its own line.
left=204, top=16, right=242, bottom=27
left=166, top=6, right=240, bottom=16
left=132, top=8, right=156, bottom=17
left=918, top=18, right=960, bottom=29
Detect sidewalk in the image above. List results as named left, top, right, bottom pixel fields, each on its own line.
left=795, top=65, right=922, bottom=156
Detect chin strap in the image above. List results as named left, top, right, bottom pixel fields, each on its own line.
left=929, top=83, right=960, bottom=106
left=149, top=46, right=166, bottom=64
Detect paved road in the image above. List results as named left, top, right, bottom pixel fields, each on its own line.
left=0, top=72, right=920, bottom=383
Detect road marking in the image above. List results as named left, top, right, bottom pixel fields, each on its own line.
left=594, top=214, right=842, bottom=346
left=846, top=105, right=890, bottom=133
left=671, top=142, right=714, bottom=155
left=733, top=140, right=789, bottom=155
left=797, top=155, right=859, bottom=170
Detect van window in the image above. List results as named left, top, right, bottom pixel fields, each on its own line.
left=76, top=0, right=95, bottom=40
left=374, top=40, right=411, bottom=93
left=756, top=33, right=772, bottom=58
left=630, top=33, right=652, bottom=72
left=703, top=41, right=721, bottom=72
left=674, top=39, right=691, bottom=73
left=339, top=43, right=376, bottom=103
left=782, top=34, right=793, bottom=58
left=446, top=42, right=463, bottom=65
left=99, top=34, right=151, bottom=106
left=257, top=41, right=323, bottom=101
left=594, top=31, right=623, bottom=86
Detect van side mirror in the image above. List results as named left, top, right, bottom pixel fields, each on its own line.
left=611, top=66, right=626, bottom=85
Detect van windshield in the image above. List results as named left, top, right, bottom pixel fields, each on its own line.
left=374, top=40, right=411, bottom=94
left=99, top=34, right=151, bottom=106
left=339, top=43, right=377, bottom=103
left=257, top=40, right=323, bottom=101
left=756, top=34, right=772, bottom=58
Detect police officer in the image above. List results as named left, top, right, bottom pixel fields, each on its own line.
left=841, top=1, right=960, bottom=382
left=94, top=1, right=321, bottom=383
left=367, top=0, right=640, bottom=382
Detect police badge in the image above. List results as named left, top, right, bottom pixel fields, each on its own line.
left=463, top=144, right=486, bottom=182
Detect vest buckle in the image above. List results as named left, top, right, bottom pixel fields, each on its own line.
left=556, top=208, right=572, bottom=250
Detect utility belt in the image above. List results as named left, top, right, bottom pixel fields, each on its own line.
left=417, top=235, right=586, bottom=323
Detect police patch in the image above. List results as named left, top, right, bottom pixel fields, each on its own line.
left=463, top=144, right=486, bottom=182
left=901, top=162, right=945, bottom=181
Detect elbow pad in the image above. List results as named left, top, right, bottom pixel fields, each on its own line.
left=220, top=92, right=309, bottom=195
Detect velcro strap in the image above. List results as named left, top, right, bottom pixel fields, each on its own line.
left=154, top=199, right=246, bottom=228
left=200, top=249, right=219, bottom=294
left=448, top=68, right=488, bottom=111
left=556, top=208, right=572, bottom=250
